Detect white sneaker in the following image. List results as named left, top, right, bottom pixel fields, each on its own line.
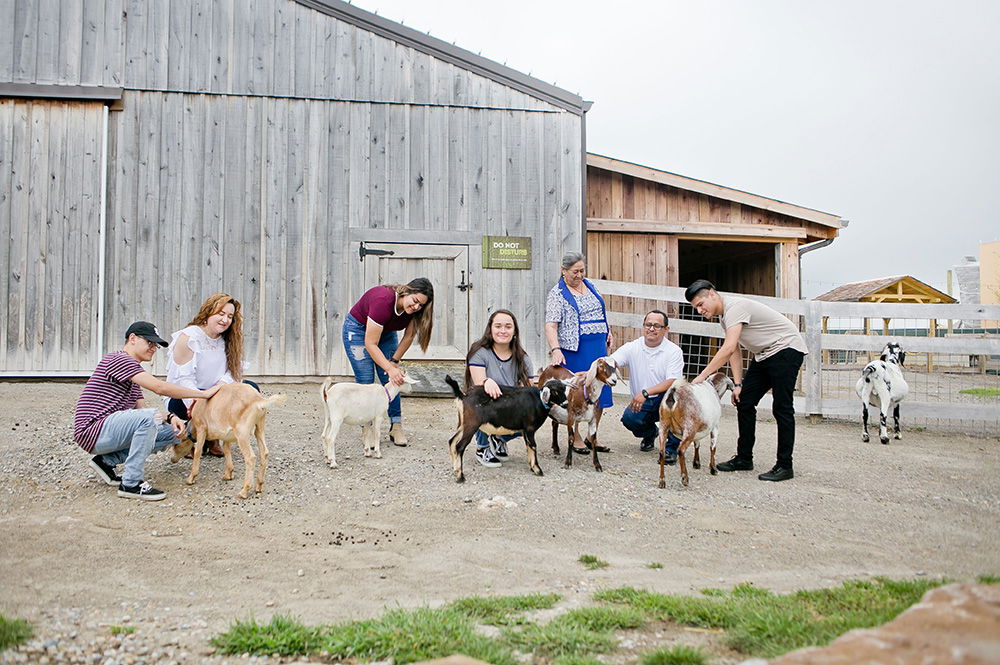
left=490, top=436, right=509, bottom=459
left=475, top=447, right=502, bottom=467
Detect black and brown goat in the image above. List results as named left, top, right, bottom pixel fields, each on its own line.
left=444, top=375, right=569, bottom=483
left=537, top=356, right=619, bottom=472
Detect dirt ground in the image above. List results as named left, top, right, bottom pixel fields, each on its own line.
left=1, top=380, right=998, bottom=662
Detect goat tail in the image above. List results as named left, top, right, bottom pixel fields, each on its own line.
left=321, top=376, right=336, bottom=401
left=444, top=375, right=465, bottom=399
left=862, top=364, right=877, bottom=383
left=257, top=393, right=287, bottom=413
left=663, top=378, right=688, bottom=411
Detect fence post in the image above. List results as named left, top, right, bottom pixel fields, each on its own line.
left=803, top=301, right=823, bottom=420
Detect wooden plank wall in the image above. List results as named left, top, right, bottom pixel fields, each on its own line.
left=0, top=99, right=104, bottom=373
left=1, top=0, right=584, bottom=375
left=103, top=91, right=581, bottom=377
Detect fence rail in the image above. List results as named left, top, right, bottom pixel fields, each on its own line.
left=592, top=280, right=1000, bottom=432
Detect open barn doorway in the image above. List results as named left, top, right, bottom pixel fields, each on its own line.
left=678, top=239, right=778, bottom=297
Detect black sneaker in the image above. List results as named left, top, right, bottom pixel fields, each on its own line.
left=89, top=456, right=121, bottom=486
left=117, top=481, right=166, bottom=501
left=475, top=447, right=502, bottom=468
left=490, top=436, right=509, bottom=459
left=758, top=465, right=794, bottom=482
left=639, top=437, right=655, bottom=452
left=662, top=450, right=677, bottom=466
left=716, top=455, right=754, bottom=472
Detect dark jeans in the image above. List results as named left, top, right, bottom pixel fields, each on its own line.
left=736, top=348, right=804, bottom=468
left=620, top=393, right=680, bottom=454
left=167, top=379, right=260, bottom=420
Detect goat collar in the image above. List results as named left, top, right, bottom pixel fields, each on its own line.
left=582, top=381, right=599, bottom=405
left=384, top=384, right=392, bottom=401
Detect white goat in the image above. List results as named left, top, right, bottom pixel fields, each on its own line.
left=320, top=373, right=418, bottom=468
left=855, top=342, right=908, bottom=444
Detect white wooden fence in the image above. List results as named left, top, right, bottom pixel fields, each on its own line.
left=593, top=279, right=1000, bottom=428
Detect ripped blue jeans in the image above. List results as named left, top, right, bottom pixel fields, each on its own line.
left=342, top=314, right=401, bottom=423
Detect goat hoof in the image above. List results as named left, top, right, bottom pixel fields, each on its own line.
left=532, top=468, right=544, bottom=477
left=894, top=434, right=902, bottom=440
left=594, top=465, right=603, bottom=473
left=693, top=461, right=701, bottom=470
left=657, top=480, right=665, bottom=489
left=710, top=467, right=717, bottom=475
left=185, top=477, right=196, bottom=486
left=455, top=474, right=465, bottom=483
left=329, top=462, right=338, bottom=469
left=682, top=477, right=689, bottom=487
left=237, top=491, right=249, bottom=499
left=862, top=435, right=870, bottom=442
left=222, top=473, right=233, bottom=481
left=880, top=437, right=890, bottom=444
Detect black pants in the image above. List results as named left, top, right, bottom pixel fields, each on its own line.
left=736, top=348, right=804, bottom=468
left=167, top=379, right=260, bottom=420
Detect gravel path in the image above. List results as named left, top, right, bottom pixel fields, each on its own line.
left=1, top=381, right=998, bottom=664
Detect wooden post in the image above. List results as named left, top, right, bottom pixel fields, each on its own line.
left=928, top=319, right=937, bottom=371
left=822, top=316, right=829, bottom=365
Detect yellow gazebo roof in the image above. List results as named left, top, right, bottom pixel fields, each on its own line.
left=814, top=275, right=957, bottom=303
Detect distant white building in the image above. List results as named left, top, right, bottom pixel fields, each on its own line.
left=951, top=255, right=980, bottom=306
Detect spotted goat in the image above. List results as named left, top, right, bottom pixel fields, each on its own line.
left=856, top=342, right=908, bottom=444
left=657, top=373, right=735, bottom=487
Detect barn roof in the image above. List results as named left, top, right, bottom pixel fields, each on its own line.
left=293, top=0, right=588, bottom=114
left=814, top=275, right=957, bottom=303
left=587, top=153, right=844, bottom=230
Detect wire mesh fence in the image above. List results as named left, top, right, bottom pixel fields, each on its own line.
left=596, top=280, right=1000, bottom=437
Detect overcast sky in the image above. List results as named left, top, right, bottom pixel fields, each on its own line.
left=352, top=0, right=1000, bottom=299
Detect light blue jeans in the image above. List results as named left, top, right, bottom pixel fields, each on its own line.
left=342, top=314, right=402, bottom=423
left=475, top=431, right=521, bottom=451
left=91, top=408, right=178, bottom=486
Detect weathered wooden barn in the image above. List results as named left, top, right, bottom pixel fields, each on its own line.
left=0, top=0, right=587, bottom=377
left=585, top=154, right=844, bottom=345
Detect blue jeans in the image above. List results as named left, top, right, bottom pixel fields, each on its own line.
left=91, top=408, right=178, bottom=486
left=620, top=393, right=680, bottom=454
left=475, top=431, right=521, bottom=451
left=342, top=314, right=402, bottom=423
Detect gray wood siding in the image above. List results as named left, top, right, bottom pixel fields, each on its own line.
left=0, top=99, right=104, bottom=372
left=102, top=90, right=581, bottom=377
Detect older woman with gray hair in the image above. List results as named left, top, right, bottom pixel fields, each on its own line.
left=544, top=252, right=614, bottom=427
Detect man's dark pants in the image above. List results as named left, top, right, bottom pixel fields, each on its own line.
left=620, top=394, right=680, bottom=454
left=736, top=348, right=804, bottom=468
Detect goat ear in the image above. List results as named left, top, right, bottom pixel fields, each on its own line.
left=541, top=386, right=551, bottom=402
left=899, top=351, right=906, bottom=366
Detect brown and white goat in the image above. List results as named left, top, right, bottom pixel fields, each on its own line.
left=445, top=375, right=569, bottom=482
left=171, top=382, right=286, bottom=498
left=657, top=373, right=734, bottom=488
left=320, top=373, right=418, bottom=468
left=537, top=356, right=619, bottom=472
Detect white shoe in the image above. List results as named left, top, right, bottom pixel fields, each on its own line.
left=476, top=447, right=502, bottom=467
left=490, top=436, right=509, bottom=459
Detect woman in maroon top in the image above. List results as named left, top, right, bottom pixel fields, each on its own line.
left=342, top=277, right=434, bottom=446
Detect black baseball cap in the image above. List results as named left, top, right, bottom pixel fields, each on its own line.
left=125, top=321, right=169, bottom=347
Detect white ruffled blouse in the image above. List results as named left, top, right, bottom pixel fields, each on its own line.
left=164, top=325, right=235, bottom=409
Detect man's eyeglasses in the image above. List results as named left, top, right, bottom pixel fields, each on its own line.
left=642, top=323, right=666, bottom=330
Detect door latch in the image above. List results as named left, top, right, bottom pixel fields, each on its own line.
left=457, top=270, right=473, bottom=292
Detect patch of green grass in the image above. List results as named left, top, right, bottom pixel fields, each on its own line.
left=211, top=614, right=327, bottom=657
left=552, top=656, right=605, bottom=665
left=978, top=575, right=1000, bottom=584
left=595, top=577, right=949, bottom=658
left=640, top=644, right=707, bottom=665
left=108, top=625, right=135, bottom=635
left=0, top=615, right=33, bottom=652
left=560, top=606, right=647, bottom=631
left=449, top=593, right=561, bottom=625
left=959, top=387, right=1000, bottom=397
left=647, top=562, right=664, bottom=569
left=579, top=554, right=609, bottom=570
left=501, top=621, right=617, bottom=659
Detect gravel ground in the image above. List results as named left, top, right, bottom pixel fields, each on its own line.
left=1, top=380, right=998, bottom=664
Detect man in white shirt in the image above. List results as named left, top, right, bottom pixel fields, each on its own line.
left=610, top=310, right=685, bottom=463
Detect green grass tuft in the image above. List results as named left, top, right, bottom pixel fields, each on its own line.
left=552, top=655, right=606, bottom=665
left=977, top=575, right=1000, bottom=584
left=579, top=554, right=610, bottom=570
left=647, top=562, right=664, bottom=569
left=640, top=644, right=707, bottom=665
left=502, top=621, right=617, bottom=659
left=211, top=614, right=327, bottom=657
left=449, top=593, right=561, bottom=625
left=959, top=387, right=1000, bottom=397
left=108, top=625, right=135, bottom=635
left=0, top=615, right=33, bottom=652
left=596, top=577, right=949, bottom=658
left=560, top=606, right=647, bottom=631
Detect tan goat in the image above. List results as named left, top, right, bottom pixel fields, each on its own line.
left=657, top=373, right=734, bottom=487
left=171, top=382, right=286, bottom=498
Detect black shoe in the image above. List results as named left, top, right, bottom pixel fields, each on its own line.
left=117, top=481, right=166, bottom=501
left=716, top=455, right=753, bottom=472
left=758, top=465, right=794, bottom=482
left=475, top=447, right=502, bottom=468
left=639, top=437, right=655, bottom=452
left=662, top=450, right=677, bottom=465
left=89, top=456, right=121, bottom=486
left=489, top=436, right=509, bottom=460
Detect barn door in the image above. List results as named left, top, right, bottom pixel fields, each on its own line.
left=361, top=243, right=470, bottom=360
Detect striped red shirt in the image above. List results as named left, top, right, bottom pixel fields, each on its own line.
left=73, top=351, right=145, bottom=452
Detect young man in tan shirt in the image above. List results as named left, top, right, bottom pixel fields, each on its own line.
left=686, top=280, right=807, bottom=482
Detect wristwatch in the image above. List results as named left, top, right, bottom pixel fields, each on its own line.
left=641, top=389, right=650, bottom=399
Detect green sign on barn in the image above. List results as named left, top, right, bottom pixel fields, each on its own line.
left=482, top=236, right=532, bottom=269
